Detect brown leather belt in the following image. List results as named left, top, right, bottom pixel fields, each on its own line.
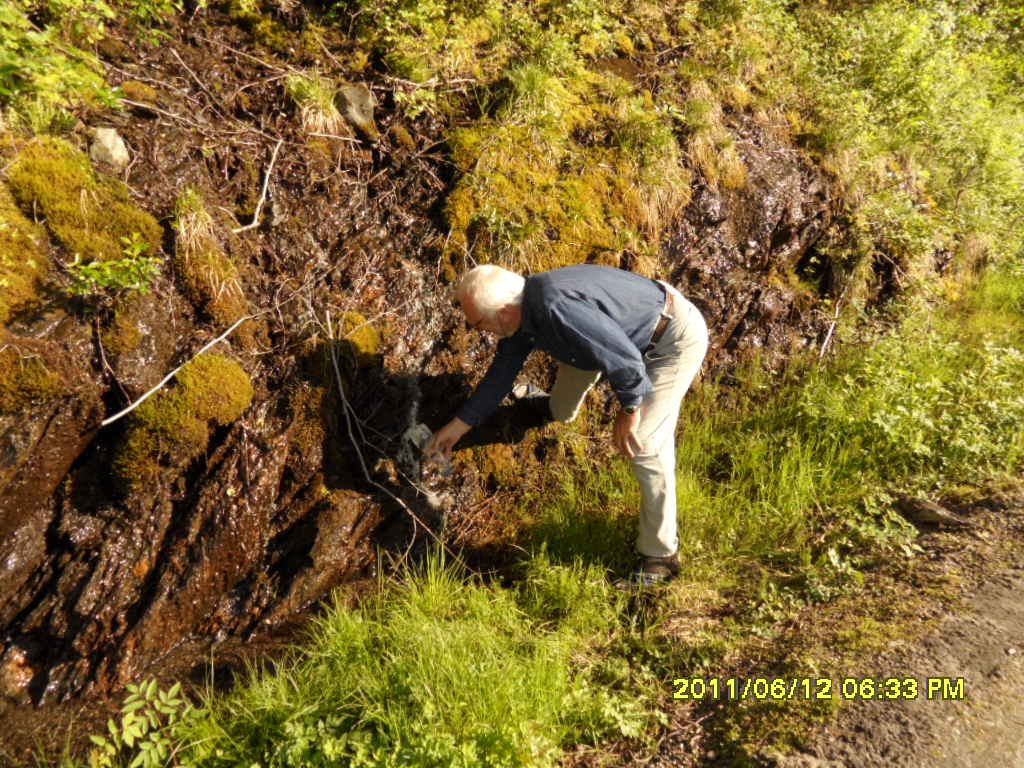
left=646, top=289, right=677, bottom=350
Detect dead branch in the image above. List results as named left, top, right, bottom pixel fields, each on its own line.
left=170, top=48, right=233, bottom=121
left=193, top=33, right=291, bottom=73
left=100, top=312, right=258, bottom=427
left=119, top=99, right=210, bottom=131
left=233, top=139, right=284, bottom=233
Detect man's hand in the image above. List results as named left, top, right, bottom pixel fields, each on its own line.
left=426, top=417, right=472, bottom=461
left=613, top=408, right=643, bottom=458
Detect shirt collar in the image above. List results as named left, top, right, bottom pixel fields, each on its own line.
left=518, top=275, right=535, bottom=336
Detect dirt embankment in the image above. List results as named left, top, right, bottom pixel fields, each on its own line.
left=0, top=5, right=848, bottom=751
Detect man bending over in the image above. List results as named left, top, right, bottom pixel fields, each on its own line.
left=427, top=264, right=709, bottom=587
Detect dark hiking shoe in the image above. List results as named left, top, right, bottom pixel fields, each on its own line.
left=614, top=554, right=680, bottom=590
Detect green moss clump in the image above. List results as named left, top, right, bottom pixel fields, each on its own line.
left=101, top=297, right=145, bottom=356
left=0, top=344, right=67, bottom=414
left=119, top=80, right=159, bottom=103
left=253, top=18, right=290, bottom=54
left=115, top=352, right=254, bottom=491
left=173, top=187, right=250, bottom=329
left=0, top=182, right=51, bottom=325
left=5, top=137, right=163, bottom=263
left=472, top=442, right=520, bottom=490
left=338, top=311, right=383, bottom=367
left=444, top=69, right=690, bottom=275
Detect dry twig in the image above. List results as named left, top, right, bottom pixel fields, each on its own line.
left=233, top=139, right=285, bottom=233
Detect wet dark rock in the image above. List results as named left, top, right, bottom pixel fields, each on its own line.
left=666, top=119, right=836, bottom=370
left=0, top=331, right=103, bottom=635
left=895, top=494, right=972, bottom=528
left=104, top=289, right=194, bottom=396
left=338, top=83, right=378, bottom=138
left=0, top=642, right=36, bottom=704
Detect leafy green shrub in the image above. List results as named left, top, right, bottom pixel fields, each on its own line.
left=0, top=1, right=116, bottom=127
left=66, top=232, right=161, bottom=297
left=89, top=679, right=194, bottom=768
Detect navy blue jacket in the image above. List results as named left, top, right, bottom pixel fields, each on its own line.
left=455, top=265, right=668, bottom=426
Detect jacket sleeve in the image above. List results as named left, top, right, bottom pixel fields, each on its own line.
left=549, top=299, right=651, bottom=408
left=455, top=331, right=534, bottom=426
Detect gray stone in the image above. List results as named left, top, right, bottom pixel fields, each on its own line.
left=337, top=83, right=378, bottom=138
left=894, top=493, right=971, bottom=528
left=90, top=127, right=130, bottom=171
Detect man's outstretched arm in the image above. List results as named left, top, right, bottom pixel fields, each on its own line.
left=426, top=332, right=534, bottom=459
left=427, top=416, right=472, bottom=460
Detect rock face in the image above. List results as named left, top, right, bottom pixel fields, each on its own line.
left=666, top=117, right=837, bottom=367
left=0, top=24, right=837, bottom=725
left=338, top=83, right=379, bottom=138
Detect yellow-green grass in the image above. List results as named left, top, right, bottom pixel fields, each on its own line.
left=173, top=187, right=249, bottom=329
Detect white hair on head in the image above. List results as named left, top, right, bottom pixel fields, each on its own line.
left=456, top=265, right=525, bottom=320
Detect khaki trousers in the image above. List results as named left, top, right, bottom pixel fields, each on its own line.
left=549, top=283, right=709, bottom=557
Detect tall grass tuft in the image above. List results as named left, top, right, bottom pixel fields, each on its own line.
left=285, top=70, right=344, bottom=135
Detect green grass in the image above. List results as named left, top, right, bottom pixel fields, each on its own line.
left=169, top=552, right=658, bottom=767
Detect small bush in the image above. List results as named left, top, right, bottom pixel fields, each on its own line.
left=0, top=1, right=116, bottom=127
left=285, top=70, right=345, bottom=135
left=65, top=232, right=161, bottom=298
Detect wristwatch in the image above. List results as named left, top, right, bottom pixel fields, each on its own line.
left=622, top=404, right=639, bottom=414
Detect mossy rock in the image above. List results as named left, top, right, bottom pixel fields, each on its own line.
left=100, top=297, right=145, bottom=356
left=337, top=311, right=383, bottom=367
left=442, top=68, right=689, bottom=275
left=119, top=80, right=159, bottom=103
left=115, top=353, right=253, bottom=491
left=173, top=187, right=250, bottom=330
left=0, top=343, right=67, bottom=414
left=5, top=137, right=162, bottom=264
left=0, top=182, right=51, bottom=325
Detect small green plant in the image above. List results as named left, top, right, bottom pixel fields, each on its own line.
left=128, top=0, right=184, bottom=29
left=66, top=233, right=161, bottom=297
left=0, top=2, right=116, bottom=125
left=285, top=70, right=344, bottom=134
left=88, top=679, right=193, bottom=768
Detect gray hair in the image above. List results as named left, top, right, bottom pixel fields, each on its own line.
left=455, top=265, right=525, bottom=320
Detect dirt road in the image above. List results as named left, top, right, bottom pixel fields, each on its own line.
left=785, top=521, right=1024, bottom=767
